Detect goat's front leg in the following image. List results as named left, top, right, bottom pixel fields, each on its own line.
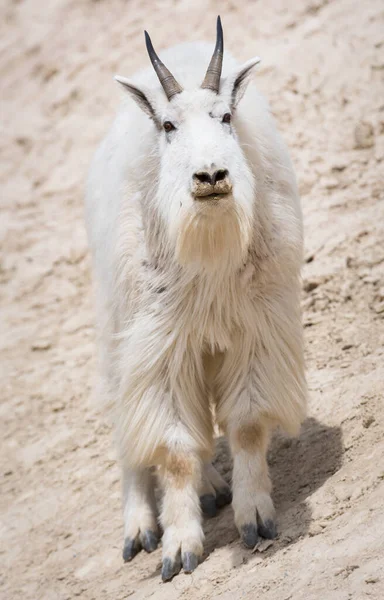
left=159, top=452, right=204, bottom=581
left=228, top=413, right=277, bottom=548
left=122, top=466, right=159, bottom=561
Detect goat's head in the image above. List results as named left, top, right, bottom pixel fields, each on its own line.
left=116, top=17, right=260, bottom=272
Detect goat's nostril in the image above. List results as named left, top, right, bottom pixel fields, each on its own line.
left=212, top=169, right=229, bottom=184
left=194, top=171, right=212, bottom=185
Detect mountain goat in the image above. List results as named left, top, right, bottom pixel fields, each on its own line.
left=85, top=16, right=307, bottom=581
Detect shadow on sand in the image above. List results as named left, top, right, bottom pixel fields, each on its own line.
left=203, top=417, right=344, bottom=567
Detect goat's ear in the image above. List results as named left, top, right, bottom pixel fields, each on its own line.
left=114, top=75, right=160, bottom=126
left=222, top=57, right=261, bottom=109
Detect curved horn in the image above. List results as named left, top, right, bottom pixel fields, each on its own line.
left=144, top=31, right=183, bottom=101
left=201, top=16, right=224, bottom=93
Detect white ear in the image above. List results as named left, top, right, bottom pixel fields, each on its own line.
left=114, top=75, right=159, bottom=125
left=221, top=56, right=261, bottom=109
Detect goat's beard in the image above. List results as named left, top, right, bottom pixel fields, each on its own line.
left=173, top=198, right=252, bottom=272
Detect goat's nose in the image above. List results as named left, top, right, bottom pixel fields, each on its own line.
left=212, top=169, right=229, bottom=185
left=192, top=168, right=232, bottom=199
left=193, top=169, right=229, bottom=186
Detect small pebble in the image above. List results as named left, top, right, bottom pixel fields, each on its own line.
left=252, top=539, right=274, bottom=553
left=363, top=415, right=375, bottom=429
left=354, top=121, right=375, bottom=149
left=303, top=280, right=319, bottom=293
left=31, top=339, right=52, bottom=351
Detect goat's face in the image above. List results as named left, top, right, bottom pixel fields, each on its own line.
left=116, top=17, right=260, bottom=271
left=155, top=89, right=255, bottom=271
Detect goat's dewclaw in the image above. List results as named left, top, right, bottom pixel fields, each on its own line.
left=85, top=14, right=306, bottom=582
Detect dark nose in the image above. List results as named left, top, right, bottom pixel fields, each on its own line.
left=193, top=169, right=229, bottom=186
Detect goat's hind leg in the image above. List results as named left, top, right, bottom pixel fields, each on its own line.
left=200, top=462, right=232, bottom=517
left=122, top=466, right=159, bottom=561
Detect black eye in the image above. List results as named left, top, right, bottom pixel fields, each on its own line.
left=222, top=113, right=231, bottom=124
left=163, top=121, right=175, bottom=132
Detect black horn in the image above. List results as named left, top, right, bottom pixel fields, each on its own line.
left=144, top=31, right=183, bottom=101
left=201, top=16, right=224, bottom=93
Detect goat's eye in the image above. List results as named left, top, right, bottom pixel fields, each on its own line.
left=222, top=113, right=231, bottom=124
left=163, top=121, right=175, bottom=133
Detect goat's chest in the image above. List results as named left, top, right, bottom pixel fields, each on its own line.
left=177, top=265, right=256, bottom=352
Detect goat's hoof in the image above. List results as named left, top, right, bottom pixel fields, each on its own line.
left=258, top=518, right=277, bottom=540
left=200, top=493, right=217, bottom=517
left=123, top=537, right=141, bottom=561
left=215, top=487, right=232, bottom=508
left=142, top=529, right=159, bottom=553
left=182, top=552, right=199, bottom=574
left=241, top=523, right=259, bottom=549
left=161, top=556, right=182, bottom=582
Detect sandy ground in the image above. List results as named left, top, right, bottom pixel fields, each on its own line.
left=1, top=0, right=384, bottom=598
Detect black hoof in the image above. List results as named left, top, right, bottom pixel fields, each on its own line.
left=142, top=529, right=159, bottom=553
left=241, top=523, right=259, bottom=549
left=123, top=537, right=141, bottom=562
left=258, top=519, right=277, bottom=540
left=161, top=556, right=182, bottom=582
left=215, top=487, right=232, bottom=508
left=200, top=493, right=217, bottom=518
left=182, top=552, right=199, bottom=574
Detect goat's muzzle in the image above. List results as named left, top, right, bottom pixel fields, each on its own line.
left=192, top=169, right=232, bottom=200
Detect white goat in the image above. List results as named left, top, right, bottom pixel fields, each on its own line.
left=85, top=16, right=307, bottom=581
